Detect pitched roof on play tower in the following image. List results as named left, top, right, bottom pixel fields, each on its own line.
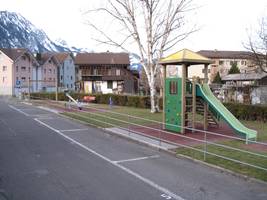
left=159, top=49, right=213, bottom=65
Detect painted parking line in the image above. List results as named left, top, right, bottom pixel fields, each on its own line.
left=113, top=155, right=160, bottom=164
left=9, top=105, right=30, bottom=116
left=33, top=118, right=185, bottom=200
left=9, top=105, right=53, bottom=118
left=60, top=128, right=89, bottom=132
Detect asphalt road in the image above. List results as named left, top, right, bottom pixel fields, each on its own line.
left=0, top=98, right=267, bottom=200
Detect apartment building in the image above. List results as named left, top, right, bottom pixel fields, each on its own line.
left=33, top=53, right=60, bottom=92
left=75, top=52, right=139, bottom=94
left=197, top=50, right=256, bottom=82
left=0, top=48, right=38, bottom=96
left=54, top=52, right=75, bottom=91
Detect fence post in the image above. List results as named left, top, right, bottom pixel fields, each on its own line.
left=128, top=114, right=130, bottom=136
left=159, top=123, right=162, bottom=146
left=204, top=131, right=207, bottom=161
left=28, top=78, right=30, bottom=100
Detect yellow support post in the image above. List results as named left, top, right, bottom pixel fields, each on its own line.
left=181, top=64, right=187, bottom=134
left=203, top=64, right=209, bottom=130
left=162, top=65, right=166, bottom=130
left=192, top=77, right=196, bottom=132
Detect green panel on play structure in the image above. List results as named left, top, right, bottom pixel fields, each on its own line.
left=165, top=78, right=182, bottom=132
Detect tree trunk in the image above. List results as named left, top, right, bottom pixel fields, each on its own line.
left=149, top=75, right=159, bottom=113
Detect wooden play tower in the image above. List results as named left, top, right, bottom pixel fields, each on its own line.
left=160, top=49, right=213, bottom=134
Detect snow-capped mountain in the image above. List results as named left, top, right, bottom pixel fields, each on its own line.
left=129, top=53, right=142, bottom=72
left=0, top=11, right=82, bottom=52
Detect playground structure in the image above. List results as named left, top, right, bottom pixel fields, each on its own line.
left=160, top=49, right=257, bottom=141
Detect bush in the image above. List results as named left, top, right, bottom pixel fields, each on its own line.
left=223, top=103, right=267, bottom=122
left=30, top=92, right=267, bottom=122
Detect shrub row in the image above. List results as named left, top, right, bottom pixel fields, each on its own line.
left=223, top=103, right=267, bottom=122
left=30, top=92, right=267, bottom=121
left=30, top=92, right=152, bottom=108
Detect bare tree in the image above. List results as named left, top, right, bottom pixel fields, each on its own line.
left=246, top=16, right=267, bottom=73
left=85, top=0, right=196, bottom=112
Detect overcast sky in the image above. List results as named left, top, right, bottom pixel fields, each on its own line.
left=1, top=0, right=267, bottom=54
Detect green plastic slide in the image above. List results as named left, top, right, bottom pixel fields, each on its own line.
left=196, top=83, right=257, bottom=140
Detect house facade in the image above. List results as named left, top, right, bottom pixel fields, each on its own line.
left=75, top=52, right=139, bottom=94
left=33, top=53, right=60, bottom=92
left=0, top=48, right=38, bottom=96
left=197, top=50, right=256, bottom=82
left=54, top=53, right=75, bottom=91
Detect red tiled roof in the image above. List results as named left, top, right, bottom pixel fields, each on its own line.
left=54, top=52, right=70, bottom=64
left=75, top=52, right=130, bottom=65
left=197, top=50, right=254, bottom=59
left=0, top=48, right=28, bottom=61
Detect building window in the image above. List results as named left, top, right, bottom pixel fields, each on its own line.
left=116, top=69, right=121, bottom=76
left=71, top=84, right=73, bottom=88
left=219, top=61, right=224, bottom=65
left=93, top=68, right=97, bottom=75
left=44, top=69, right=46, bottom=74
left=70, top=76, right=73, bottom=80
left=2, top=66, right=7, bottom=71
left=49, top=78, right=52, bottom=81
left=60, top=75, right=63, bottom=80
left=2, top=76, right=6, bottom=83
left=107, top=81, right=113, bottom=89
left=21, top=66, right=26, bottom=71
left=21, top=77, right=26, bottom=82
left=22, top=56, right=26, bottom=60
left=16, top=66, right=18, bottom=72
left=108, top=68, right=111, bottom=76
left=230, top=61, right=237, bottom=66
left=67, top=84, right=69, bottom=88
left=169, top=81, right=178, bottom=95
left=48, top=60, right=52, bottom=64
left=16, top=77, right=19, bottom=81
left=49, top=69, right=52, bottom=73
left=28, top=67, right=31, bottom=73
left=241, top=60, right=247, bottom=65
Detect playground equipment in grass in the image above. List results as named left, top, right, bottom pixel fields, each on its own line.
left=159, top=49, right=257, bottom=142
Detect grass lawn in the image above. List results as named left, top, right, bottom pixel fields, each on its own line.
left=176, top=120, right=267, bottom=182
left=63, top=103, right=163, bottom=129
left=54, top=102, right=267, bottom=182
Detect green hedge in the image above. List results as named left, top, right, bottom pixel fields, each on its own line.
left=30, top=92, right=151, bottom=109
left=223, top=103, right=267, bottom=121
left=30, top=92, right=267, bottom=121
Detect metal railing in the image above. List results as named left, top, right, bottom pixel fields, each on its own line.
left=29, top=98, right=267, bottom=173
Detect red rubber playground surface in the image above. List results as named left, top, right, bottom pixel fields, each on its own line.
left=127, top=122, right=237, bottom=147
left=32, top=100, right=267, bottom=151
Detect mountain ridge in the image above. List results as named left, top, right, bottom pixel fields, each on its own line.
left=0, top=11, right=82, bottom=53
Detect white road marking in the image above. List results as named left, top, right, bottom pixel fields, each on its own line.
left=9, top=105, right=30, bottom=116
left=113, top=155, right=160, bottom=164
left=33, top=118, right=186, bottom=200
left=9, top=105, right=53, bottom=118
left=60, top=128, right=89, bottom=132
left=21, top=102, right=32, bottom=106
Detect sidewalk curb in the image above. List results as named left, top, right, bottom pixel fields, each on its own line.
left=58, top=113, right=176, bottom=153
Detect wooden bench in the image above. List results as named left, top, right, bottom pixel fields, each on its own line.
left=83, top=96, right=96, bottom=103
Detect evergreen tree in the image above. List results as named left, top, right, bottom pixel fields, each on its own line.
left=228, top=62, right=240, bottom=74
left=213, top=72, right=222, bottom=83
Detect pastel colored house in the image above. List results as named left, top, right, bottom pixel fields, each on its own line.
left=34, top=53, right=60, bottom=92
left=0, top=48, right=38, bottom=96
left=54, top=52, right=75, bottom=91
left=75, top=52, right=139, bottom=94
left=197, top=50, right=256, bottom=82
